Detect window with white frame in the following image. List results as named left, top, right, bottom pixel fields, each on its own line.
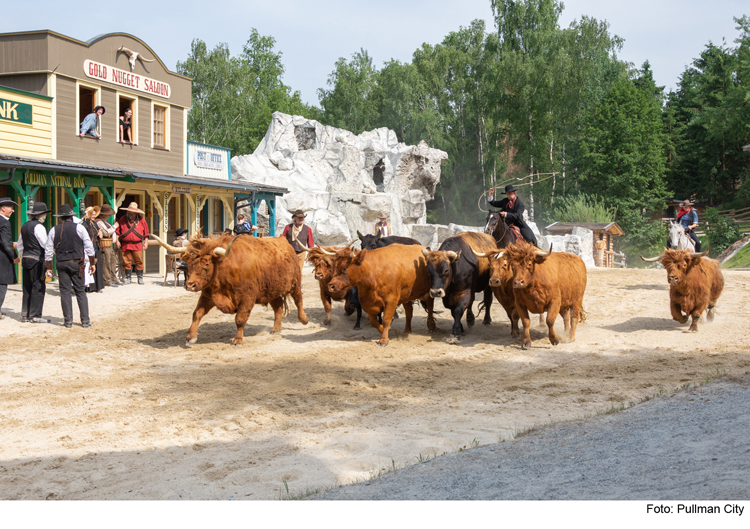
left=116, top=93, right=138, bottom=145
left=76, top=81, right=100, bottom=136
left=152, top=103, right=169, bottom=149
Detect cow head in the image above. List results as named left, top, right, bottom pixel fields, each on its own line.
left=151, top=234, right=237, bottom=292
left=357, top=230, right=380, bottom=250
left=641, top=248, right=709, bottom=286
left=505, top=240, right=552, bottom=289
left=327, top=246, right=365, bottom=295
left=471, top=247, right=511, bottom=288
left=307, top=246, right=342, bottom=282
left=421, top=247, right=461, bottom=298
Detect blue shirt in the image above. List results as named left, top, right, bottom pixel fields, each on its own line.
left=679, top=209, right=698, bottom=229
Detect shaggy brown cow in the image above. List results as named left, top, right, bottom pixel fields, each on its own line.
left=640, top=248, right=724, bottom=332
left=306, top=246, right=361, bottom=328
left=505, top=241, right=587, bottom=349
left=325, top=244, right=435, bottom=346
left=471, top=247, right=520, bottom=337
left=151, top=234, right=307, bottom=346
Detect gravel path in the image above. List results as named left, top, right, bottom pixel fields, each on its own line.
left=313, top=375, right=750, bottom=500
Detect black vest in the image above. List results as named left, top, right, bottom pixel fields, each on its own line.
left=53, top=219, right=84, bottom=261
left=286, top=224, right=310, bottom=253
left=21, top=219, right=44, bottom=261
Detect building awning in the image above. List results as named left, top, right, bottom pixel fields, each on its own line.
left=0, top=154, right=125, bottom=179
left=130, top=172, right=287, bottom=195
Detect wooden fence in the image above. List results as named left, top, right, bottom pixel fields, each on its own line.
left=717, top=206, right=750, bottom=234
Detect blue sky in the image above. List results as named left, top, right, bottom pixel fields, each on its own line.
left=5, top=0, right=748, bottom=105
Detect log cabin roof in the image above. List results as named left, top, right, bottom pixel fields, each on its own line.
left=544, top=222, right=625, bottom=236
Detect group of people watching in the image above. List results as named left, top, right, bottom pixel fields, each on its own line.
left=0, top=198, right=150, bottom=328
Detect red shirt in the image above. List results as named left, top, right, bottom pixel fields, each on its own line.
left=116, top=216, right=150, bottom=251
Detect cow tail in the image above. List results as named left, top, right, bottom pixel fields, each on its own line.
left=283, top=295, right=290, bottom=317
left=578, top=306, right=588, bottom=324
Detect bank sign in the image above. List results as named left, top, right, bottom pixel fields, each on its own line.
left=83, top=60, right=171, bottom=99
left=194, top=149, right=224, bottom=170
left=0, top=97, right=32, bottom=125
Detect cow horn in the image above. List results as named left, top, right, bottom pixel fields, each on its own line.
left=471, top=247, right=492, bottom=258
left=213, top=235, right=239, bottom=257
left=150, top=234, right=187, bottom=254
left=421, top=248, right=431, bottom=257
left=494, top=251, right=505, bottom=260
left=345, top=239, right=358, bottom=248
left=298, top=241, right=310, bottom=251
left=445, top=251, right=459, bottom=260
left=690, top=247, right=709, bottom=258
left=640, top=254, right=664, bottom=262
left=213, top=247, right=226, bottom=257
left=534, top=246, right=553, bottom=257
left=317, top=246, right=336, bottom=256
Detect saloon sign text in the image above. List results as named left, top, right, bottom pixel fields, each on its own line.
left=84, top=60, right=171, bottom=98
left=24, top=172, right=85, bottom=189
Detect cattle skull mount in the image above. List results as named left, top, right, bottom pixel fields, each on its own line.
left=118, top=46, right=156, bottom=71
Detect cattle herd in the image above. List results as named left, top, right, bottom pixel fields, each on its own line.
left=150, top=212, right=725, bottom=348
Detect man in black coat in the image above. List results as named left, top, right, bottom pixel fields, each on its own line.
left=0, top=197, right=19, bottom=320
left=487, top=184, right=538, bottom=246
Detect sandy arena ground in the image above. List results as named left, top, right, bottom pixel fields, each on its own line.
left=0, top=265, right=749, bottom=500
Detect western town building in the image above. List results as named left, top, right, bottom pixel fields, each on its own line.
left=0, top=30, right=286, bottom=281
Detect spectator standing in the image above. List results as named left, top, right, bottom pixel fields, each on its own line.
left=16, top=201, right=51, bottom=323
left=0, top=197, right=19, bottom=320
left=115, top=202, right=149, bottom=285
left=82, top=207, right=105, bottom=293
left=94, top=204, right=119, bottom=287
left=373, top=214, right=392, bottom=237
left=79, top=106, right=105, bottom=139
left=282, top=210, right=314, bottom=272
left=44, top=204, right=95, bottom=328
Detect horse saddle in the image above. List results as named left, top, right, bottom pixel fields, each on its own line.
left=509, top=225, right=522, bottom=241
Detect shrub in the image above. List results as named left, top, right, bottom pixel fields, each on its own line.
left=704, top=207, right=742, bottom=257
left=551, top=194, right=617, bottom=224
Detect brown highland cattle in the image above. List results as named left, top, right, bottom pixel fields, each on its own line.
left=471, top=247, right=521, bottom=337
left=151, top=234, right=307, bottom=346
left=640, top=248, right=724, bottom=332
left=306, top=245, right=362, bottom=329
left=504, top=241, right=587, bottom=349
left=325, top=244, right=435, bottom=346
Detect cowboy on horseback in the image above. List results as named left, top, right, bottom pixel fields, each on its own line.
left=487, top=184, right=538, bottom=246
left=667, top=199, right=702, bottom=252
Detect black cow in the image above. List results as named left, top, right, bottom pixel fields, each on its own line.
left=357, top=230, right=421, bottom=250
left=421, top=232, right=498, bottom=342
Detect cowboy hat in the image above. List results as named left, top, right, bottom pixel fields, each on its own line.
left=98, top=204, right=116, bottom=217
left=85, top=206, right=101, bottom=219
left=94, top=105, right=106, bottom=115
left=680, top=199, right=694, bottom=207
left=28, top=201, right=52, bottom=215
left=501, top=184, right=518, bottom=194
left=292, top=209, right=307, bottom=218
left=175, top=228, right=188, bottom=237
left=378, top=214, right=388, bottom=219
left=0, top=197, right=18, bottom=207
left=53, top=204, right=76, bottom=217
left=120, top=202, right=145, bottom=215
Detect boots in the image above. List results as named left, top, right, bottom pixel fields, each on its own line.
left=125, top=270, right=132, bottom=285
left=136, top=270, right=144, bottom=285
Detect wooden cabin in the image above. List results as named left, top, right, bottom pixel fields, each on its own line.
left=545, top=222, right=625, bottom=268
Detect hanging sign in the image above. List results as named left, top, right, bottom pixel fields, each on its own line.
left=84, top=59, right=171, bottom=99
left=163, top=192, right=171, bottom=232
left=194, top=149, right=224, bottom=170
left=172, top=186, right=192, bottom=195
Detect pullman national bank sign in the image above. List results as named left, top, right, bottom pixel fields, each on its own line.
left=83, top=59, right=171, bottom=98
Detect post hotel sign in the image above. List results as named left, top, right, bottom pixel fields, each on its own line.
left=84, top=60, right=171, bottom=99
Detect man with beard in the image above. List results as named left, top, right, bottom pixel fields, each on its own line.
left=16, top=201, right=52, bottom=323
left=115, top=202, right=149, bottom=285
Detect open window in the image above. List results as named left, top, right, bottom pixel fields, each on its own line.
left=77, top=82, right=100, bottom=135
left=116, top=93, right=137, bottom=144
left=373, top=158, right=385, bottom=191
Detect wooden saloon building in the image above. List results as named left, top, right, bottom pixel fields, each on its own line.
left=0, top=30, right=286, bottom=280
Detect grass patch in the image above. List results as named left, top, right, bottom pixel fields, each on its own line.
left=722, top=242, right=750, bottom=268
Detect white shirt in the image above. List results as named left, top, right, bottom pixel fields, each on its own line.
left=44, top=220, right=95, bottom=261
left=15, top=222, right=48, bottom=257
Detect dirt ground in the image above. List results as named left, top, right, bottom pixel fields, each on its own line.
left=1, top=265, right=749, bottom=500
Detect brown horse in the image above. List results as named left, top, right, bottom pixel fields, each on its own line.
left=484, top=210, right=516, bottom=249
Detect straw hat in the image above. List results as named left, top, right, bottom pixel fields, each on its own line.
left=120, top=202, right=145, bottom=215
left=84, top=206, right=101, bottom=219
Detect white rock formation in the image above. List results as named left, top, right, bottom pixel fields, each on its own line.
left=231, top=112, right=449, bottom=244
left=539, top=226, right=596, bottom=268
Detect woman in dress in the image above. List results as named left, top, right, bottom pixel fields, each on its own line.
left=119, top=108, right=135, bottom=145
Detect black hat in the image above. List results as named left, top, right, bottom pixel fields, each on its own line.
left=175, top=228, right=188, bottom=237
left=94, top=105, right=106, bottom=115
left=502, top=185, right=518, bottom=194
left=28, top=201, right=52, bottom=215
left=0, top=197, right=18, bottom=207
left=53, top=204, right=76, bottom=217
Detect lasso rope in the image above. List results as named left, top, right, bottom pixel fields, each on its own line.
left=477, top=172, right=559, bottom=212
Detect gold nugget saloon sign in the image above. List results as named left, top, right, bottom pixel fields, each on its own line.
left=83, top=59, right=171, bottom=99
